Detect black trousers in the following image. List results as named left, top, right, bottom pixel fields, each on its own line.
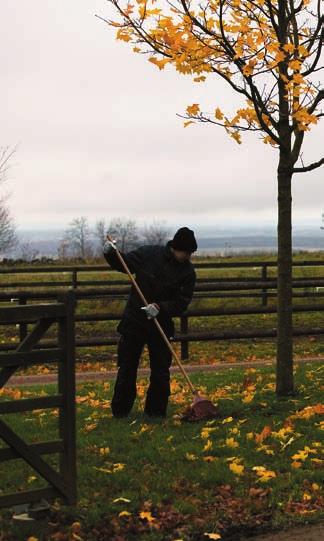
left=111, top=324, right=173, bottom=417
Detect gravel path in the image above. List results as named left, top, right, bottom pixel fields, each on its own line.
left=7, top=356, right=324, bottom=386
left=241, top=521, right=324, bottom=541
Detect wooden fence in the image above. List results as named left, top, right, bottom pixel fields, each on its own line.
left=0, top=292, right=76, bottom=508
left=1, top=260, right=324, bottom=360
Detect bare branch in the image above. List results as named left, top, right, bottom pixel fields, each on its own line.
left=293, top=156, right=324, bottom=173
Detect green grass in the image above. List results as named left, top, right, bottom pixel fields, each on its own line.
left=0, top=363, right=323, bottom=540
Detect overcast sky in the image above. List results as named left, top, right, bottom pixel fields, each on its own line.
left=2, top=0, right=324, bottom=232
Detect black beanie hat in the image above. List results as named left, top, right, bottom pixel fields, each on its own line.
left=171, top=227, right=197, bottom=253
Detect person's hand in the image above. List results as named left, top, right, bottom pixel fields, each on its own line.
left=141, top=303, right=160, bottom=319
left=103, top=238, right=117, bottom=254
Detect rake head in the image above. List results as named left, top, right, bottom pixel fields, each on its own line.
left=180, top=393, right=219, bottom=422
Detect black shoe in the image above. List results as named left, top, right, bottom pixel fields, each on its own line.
left=144, top=411, right=166, bottom=419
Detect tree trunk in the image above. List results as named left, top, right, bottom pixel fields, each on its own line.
left=276, top=165, right=294, bottom=395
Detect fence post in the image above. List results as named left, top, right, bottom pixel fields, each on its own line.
left=72, top=269, right=78, bottom=289
left=180, top=315, right=189, bottom=360
left=261, top=264, right=268, bottom=307
left=19, top=298, right=28, bottom=342
left=58, top=291, right=77, bottom=505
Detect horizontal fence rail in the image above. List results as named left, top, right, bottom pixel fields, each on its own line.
left=0, top=292, right=76, bottom=508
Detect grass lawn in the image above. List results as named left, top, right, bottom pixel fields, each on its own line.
left=0, top=362, right=323, bottom=540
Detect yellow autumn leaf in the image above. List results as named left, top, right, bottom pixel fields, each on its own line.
left=203, top=455, right=217, bottom=462
left=229, top=462, right=244, bottom=475
left=119, top=511, right=132, bottom=517
left=113, top=497, right=131, bottom=503
left=94, top=467, right=113, bottom=474
left=113, top=463, right=125, bottom=472
left=289, top=59, right=302, bottom=71
left=71, top=522, right=82, bottom=534
left=184, top=120, right=194, bottom=128
left=253, top=466, right=276, bottom=482
left=116, top=29, right=132, bottom=42
left=291, top=450, right=309, bottom=461
left=283, top=43, right=295, bottom=53
left=222, top=417, right=233, bottom=424
left=27, top=476, right=37, bottom=484
left=313, top=404, right=324, bottom=414
left=204, top=534, right=222, bottom=539
left=214, top=107, right=224, bottom=120
left=242, top=392, right=254, bottom=403
left=225, top=438, right=239, bottom=448
left=255, top=425, right=272, bottom=444
left=99, top=447, right=110, bottom=456
left=186, top=452, right=198, bottom=461
left=84, top=423, right=97, bottom=432
left=148, top=57, right=170, bottom=70
left=230, top=130, right=242, bottom=144
left=201, top=427, right=217, bottom=439
left=203, top=439, right=213, bottom=452
left=139, top=511, right=156, bottom=522
left=311, top=458, right=323, bottom=465
left=186, top=103, right=200, bottom=116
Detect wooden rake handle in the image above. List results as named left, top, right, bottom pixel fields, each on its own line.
left=106, top=235, right=197, bottom=395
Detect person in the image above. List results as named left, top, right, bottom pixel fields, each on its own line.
left=103, top=226, right=197, bottom=418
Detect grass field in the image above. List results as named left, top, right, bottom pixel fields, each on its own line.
left=0, top=363, right=323, bottom=540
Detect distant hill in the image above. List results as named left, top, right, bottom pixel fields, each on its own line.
left=1, top=226, right=324, bottom=259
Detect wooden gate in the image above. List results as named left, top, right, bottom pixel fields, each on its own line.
left=0, top=291, right=76, bottom=507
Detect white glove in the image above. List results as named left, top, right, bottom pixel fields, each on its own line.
left=103, top=239, right=117, bottom=254
left=141, top=303, right=160, bottom=319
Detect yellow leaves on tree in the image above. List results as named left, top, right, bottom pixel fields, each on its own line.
left=186, top=103, right=200, bottom=116
left=148, top=57, right=170, bottom=70
left=293, top=107, right=318, bottom=131
left=214, top=107, right=224, bottom=121
left=116, top=28, right=132, bottom=42
left=108, top=0, right=322, bottom=148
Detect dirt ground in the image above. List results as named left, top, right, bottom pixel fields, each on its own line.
left=241, top=521, right=324, bottom=541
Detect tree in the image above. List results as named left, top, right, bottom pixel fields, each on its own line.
left=65, top=216, right=92, bottom=259
left=0, top=146, right=17, bottom=253
left=101, top=0, right=324, bottom=396
left=95, top=219, right=107, bottom=252
left=57, top=238, right=71, bottom=260
left=19, top=241, right=39, bottom=262
left=142, top=221, right=172, bottom=245
left=108, top=218, right=139, bottom=251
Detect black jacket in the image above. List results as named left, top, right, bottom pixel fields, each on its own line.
left=104, top=241, right=196, bottom=336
